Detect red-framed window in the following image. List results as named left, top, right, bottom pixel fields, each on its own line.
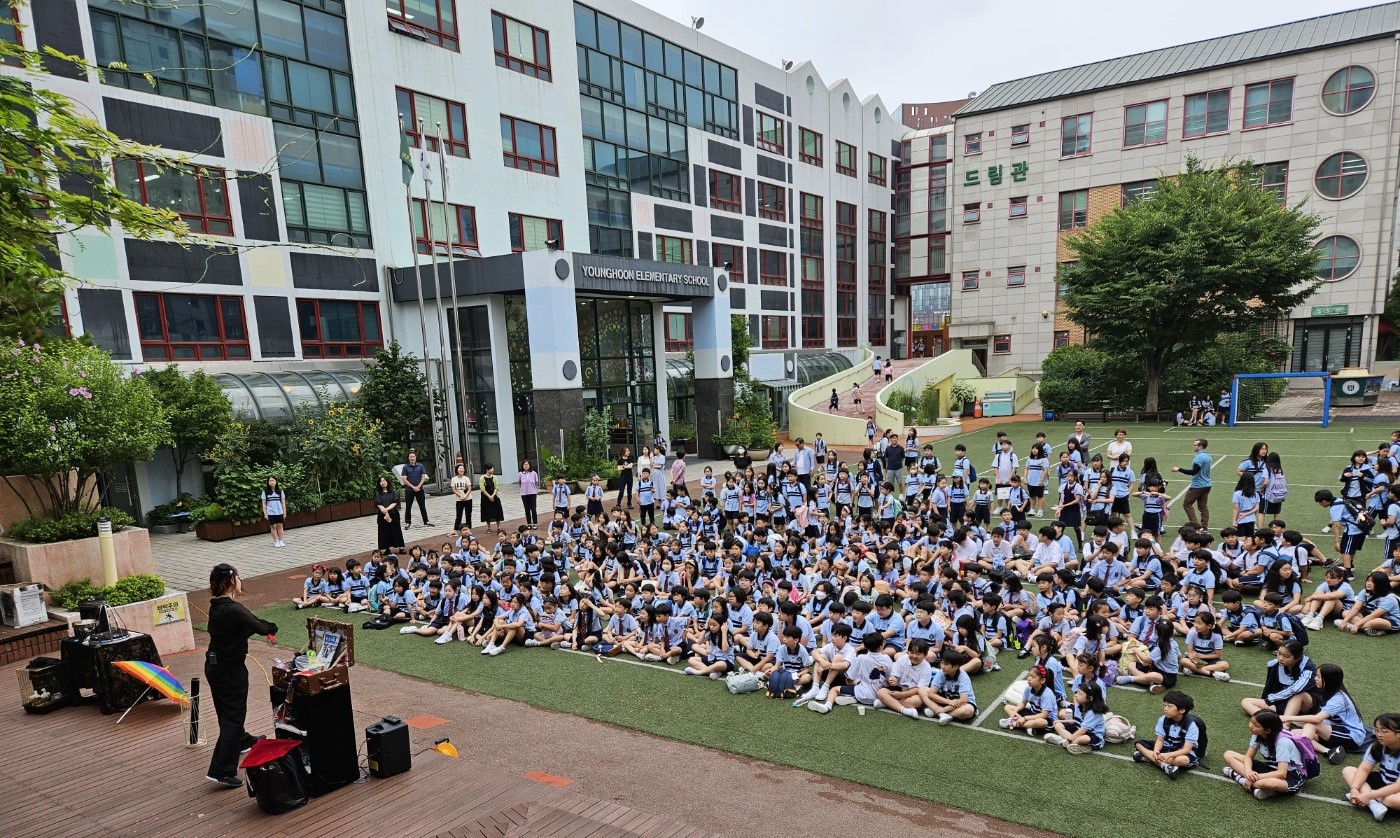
left=114, top=159, right=231, bottom=236
left=1, top=3, right=21, bottom=55
left=761, top=315, right=788, bottom=349
left=655, top=235, right=692, bottom=264
left=710, top=169, right=741, bottom=213
left=868, top=152, right=887, bottom=186
left=491, top=11, right=551, bottom=80
left=758, top=181, right=786, bottom=221
left=928, top=236, right=946, bottom=275
left=297, top=299, right=384, bottom=359
left=134, top=292, right=249, bottom=361
left=993, top=334, right=1012, bottom=354
left=1257, top=161, right=1288, bottom=204
left=1009, top=196, right=1028, bottom=218
left=396, top=88, right=469, bottom=157
left=1058, top=189, right=1087, bottom=230
left=1053, top=330, right=1070, bottom=349
left=962, top=202, right=981, bottom=224
left=800, top=193, right=824, bottom=347
left=1183, top=89, right=1230, bottom=138
left=964, top=132, right=982, bottom=155
left=664, top=312, right=693, bottom=352
left=759, top=249, right=787, bottom=286
left=1011, top=123, right=1030, bottom=146
left=508, top=213, right=563, bottom=251
left=835, top=141, right=857, bottom=177
left=799, top=127, right=823, bottom=166
left=835, top=201, right=857, bottom=346
left=387, top=0, right=457, bottom=51
left=869, top=208, right=887, bottom=344
left=1123, top=99, right=1168, bottom=147
left=756, top=111, right=784, bottom=153
left=412, top=199, right=479, bottom=256
left=961, top=270, right=979, bottom=291
left=500, top=115, right=557, bottom=175
left=1243, top=78, right=1294, bottom=128
left=1060, top=113, right=1092, bottom=157
left=1007, top=266, right=1026, bottom=287
left=712, top=243, right=744, bottom=282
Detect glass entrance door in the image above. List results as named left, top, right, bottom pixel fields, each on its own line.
left=577, top=297, right=657, bottom=456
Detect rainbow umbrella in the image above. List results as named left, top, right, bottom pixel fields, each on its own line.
left=113, top=660, right=190, bottom=706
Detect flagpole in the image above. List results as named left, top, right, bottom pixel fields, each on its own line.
left=401, top=113, right=440, bottom=480
left=420, top=118, right=455, bottom=489
left=436, top=122, right=474, bottom=480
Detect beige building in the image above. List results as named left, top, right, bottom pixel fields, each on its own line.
left=948, top=3, right=1400, bottom=375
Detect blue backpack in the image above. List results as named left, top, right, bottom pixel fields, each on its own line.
left=766, top=669, right=799, bottom=699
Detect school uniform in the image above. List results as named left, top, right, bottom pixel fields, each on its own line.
left=1062, top=704, right=1106, bottom=750
left=840, top=652, right=894, bottom=704
left=1137, top=714, right=1203, bottom=769
left=928, top=668, right=976, bottom=715
left=1108, top=466, right=1135, bottom=515
left=1248, top=734, right=1308, bottom=793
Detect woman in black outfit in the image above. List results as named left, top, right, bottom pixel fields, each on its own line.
left=479, top=462, right=505, bottom=534
left=205, top=563, right=278, bottom=788
left=616, top=447, right=634, bottom=508
left=375, top=475, right=404, bottom=550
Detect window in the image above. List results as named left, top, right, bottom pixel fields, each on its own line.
left=801, top=193, right=824, bottom=347
left=931, top=134, right=948, bottom=161
left=1322, top=66, right=1375, bottom=115
left=962, top=202, right=981, bottom=224
left=1121, top=179, right=1158, bottom=205
left=1124, top=100, right=1167, bottom=147
left=868, top=152, right=887, bottom=186
left=893, top=242, right=910, bottom=280
left=2, top=3, right=20, bottom=52
left=836, top=141, right=857, bottom=177
left=491, top=11, right=550, bottom=80
left=928, top=237, right=946, bottom=275
left=1007, top=266, right=1026, bottom=287
left=395, top=88, right=469, bottom=157
left=1243, top=78, right=1293, bottom=128
left=836, top=202, right=858, bottom=346
left=993, top=334, right=1012, bottom=354
left=1053, top=330, right=1070, bottom=349
left=499, top=115, right=558, bottom=175
left=1257, top=162, right=1288, bottom=204
left=134, top=292, right=249, bottom=361
left=761, top=315, right=788, bottom=349
left=1011, top=123, right=1030, bottom=146
left=799, top=127, right=823, bottom=165
left=961, top=270, right=979, bottom=291
left=758, top=181, right=786, bottom=221
left=756, top=111, right=784, bottom=153
left=1314, top=152, right=1368, bottom=200
left=1009, top=196, right=1028, bottom=218
left=655, top=235, right=692, bottom=264
left=869, top=209, right=887, bottom=344
left=964, top=132, right=982, bottom=155
left=712, top=243, right=743, bottom=281
left=411, top=199, right=479, bottom=255
left=929, top=165, right=948, bottom=232
left=1183, top=89, right=1229, bottom=137
left=1058, top=190, right=1087, bottom=230
left=281, top=181, right=371, bottom=248
left=1060, top=114, right=1091, bottom=157
left=709, top=170, right=741, bottom=213
left=508, top=213, right=562, bottom=251
left=114, top=159, right=231, bottom=235
left=664, top=312, right=693, bottom=352
left=387, top=0, right=457, bottom=51
left=1315, top=235, right=1361, bottom=281
left=297, top=299, right=383, bottom=358
left=759, top=249, right=787, bottom=286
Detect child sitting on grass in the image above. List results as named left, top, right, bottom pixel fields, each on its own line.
left=293, top=564, right=331, bottom=609
left=1133, top=689, right=1204, bottom=778
left=918, top=649, right=977, bottom=725
left=1344, top=712, right=1400, bottom=822
left=1221, top=710, right=1309, bottom=800
left=1045, top=680, right=1109, bottom=754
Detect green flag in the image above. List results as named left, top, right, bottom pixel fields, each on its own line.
left=399, top=115, right=414, bottom=186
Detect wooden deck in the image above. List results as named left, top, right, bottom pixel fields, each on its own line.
left=1, top=651, right=715, bottom=838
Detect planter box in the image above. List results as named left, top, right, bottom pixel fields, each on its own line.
left=313, top=506, right=333, bottom=525
left=195, top=520, right=233, bottom=542
left=284, top=511, right=314, bottom=530
left=0, top=528, right=154, bottom=592
left=108, top=590, right=196, bottom=656
left=359, top=499, right=378, bottom=517
left=148, top=524, right=179, bottom=535
left=327, top=501, right=360, bottom=522
left=232, top=521, right=267, bottom=539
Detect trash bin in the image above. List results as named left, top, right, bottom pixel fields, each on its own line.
left=1330, top=368, right=1383, bottom=406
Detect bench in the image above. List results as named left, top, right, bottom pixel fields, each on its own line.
left=165, top=511, right=193, bottom=533
left=1061, top=410, right=1108, bottom=423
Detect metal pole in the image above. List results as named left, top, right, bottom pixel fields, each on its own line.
left=437, top=122, right=474, bottom=480
left=405, top=174, right=439, bottom=479
left=420, top=119, right=453, bottom=488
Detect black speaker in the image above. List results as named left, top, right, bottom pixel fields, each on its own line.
left=269, top=685, right=359, bottom=796
left=365, top=716, right=411, bottom=778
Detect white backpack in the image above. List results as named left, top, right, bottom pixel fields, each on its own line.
left=725, top=670, right=763, bottom=694
left=1104, top=713, right=1137, bottom=744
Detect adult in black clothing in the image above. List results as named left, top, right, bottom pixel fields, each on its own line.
left=375, top=475, right=404, bottom=550
left=731, top=445, right=753, bottom=472
left=616, top=448, right=635, bottom=508
left=205, top=563, right=278, bottom=788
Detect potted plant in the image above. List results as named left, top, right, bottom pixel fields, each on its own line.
left=712, top=381, right=778, bottom=457
left=670, top=422, right=697, bottom=455
left=948, top=382, right=978, bottom=418
left=191, top=502, right=232, bottom=542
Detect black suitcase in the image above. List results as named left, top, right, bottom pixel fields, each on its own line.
left=241, top=738, right=309, bottom=815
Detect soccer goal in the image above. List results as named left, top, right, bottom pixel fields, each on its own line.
left=1228, top=372, right=1332, bottom=427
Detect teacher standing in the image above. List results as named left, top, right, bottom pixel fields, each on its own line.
left=1171, top=437, right=1213, bottom=528
left=478, top=463, right=505, bottom=536
left=374, top=475, right=404, bottom=550
left=204, top=563, right=277, bottom=789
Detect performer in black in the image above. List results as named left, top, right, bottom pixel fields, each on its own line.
left=205, top=563, right=278, bottom=788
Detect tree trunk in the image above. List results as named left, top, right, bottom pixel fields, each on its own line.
left=171, top=448, right=185, bottom=496
left=1144, top=368, right=1162, bottom=412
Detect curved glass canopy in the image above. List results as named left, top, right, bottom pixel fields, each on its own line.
left=214, top=370, right=367, bottom=421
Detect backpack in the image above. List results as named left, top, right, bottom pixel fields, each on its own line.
left=1278, top=729, right=1321, bottom=779
left=967, top=464, right=978, bottom=484
left=890, top=497, right=903, bottom=519
left=1168, top=714, right=1209, bottom=764
left=725, top=670, right=763, bottom=694
left=1336, top=499, right=1375, bottom=535
left=765, top=669, right=798, bottom=699
left=1286, top=613, right=1310, bottom=647
left=1104, top=713, right=1137, bottom=744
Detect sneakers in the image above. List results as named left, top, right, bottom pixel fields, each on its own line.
left=1115, top=675, right=1135, bottom=687
left=1334, top=618, right=1347, bottom=629
left=1017, top=648, right=1032, bottom=659
left=708, top=672, right=722, bottom=680
left=1327, top=745, right=1347, bottom=765
left=792, top=691, right=815, bottom=708
left=809, top=702, right=831, bottom=714
left=399, top=625, right=418, bottom=634
left=1162, top=764, right=1179, bottom=779
left=666, top=655, right=680, bottom=665
left=936, top=712, right=954, bottom=726
left=1365, top=628, right=1389, bottom=637
left=990, top=662, right=1002, bottom=672
left=1234, top=639, right=1250, bottom=647
left=1065, top=743, right=1092, bottom=755
left=1043, top=733, right=1065, bottom=746
left=523, top=638, right=540, bottom=647
left=487, top=645, right=504, bottom=656
left=900, top=707, right=919, bottom=719
left=1368, top=799, right=1389, bottom=821
left=239, top=734, right=263, bottom=754
left=998, top=717, right=1015, bottom=729
left=403, top=522, right=412, bottom=530
left=1149, top=684, right=1166, bottom=695
left=1223, top=766, right=1244, bottom=784
left=683, top=667, right=698, bottom=676
left=644, top=653, right=662, bottom=661
left=273, top=540, right=284, bottom=548
left=872, top=699, right=885, bottom=710
left=434, top=633, right=454, bottom=645
left=1252, top=788, right=1276, bottom=800
left=1303, top=615, right=1323, bottom=631
left=834, top=694, right=858, bottom=706
left=1212, top=671, right=1232, bottom=683
left=206, top=775, right=241, bottom=789
left=815, top=685, right=830, bottom=703
left=923, top=708, right=936, bottom=718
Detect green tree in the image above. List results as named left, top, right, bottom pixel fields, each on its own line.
left=141, top=365, right=232, bottom=495
left=1063, top=156, right=1322, bottom=410
left=0, top=339, right=169, bottom=518
left=730, top=314, right=752, bottom=379
left=358, top=340, right=430, bottom=452
left=0, top=19, right=200, bottom=343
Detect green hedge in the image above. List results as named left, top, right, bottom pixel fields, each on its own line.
left=6, top=508, right=135, bottom=544
left=50, top=574, right=166, bottom=610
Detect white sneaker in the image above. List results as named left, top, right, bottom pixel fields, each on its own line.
left=901, top=707, right=919, bottom=719
left=644, top=653, right=662, bottom=661
left=998, top=717, right=1015, bottom=729
left=487, top=645, right=504, bottom=656
left=1368, top=799, right=1389, bottom=821
left=1212, top=671, right=1231, bottom=682
left=809, top=702, right=831, bottom=714
left=872, top=699, right=885, bottom=710
left=834, top=694, right=858, bottom=706
left=684, top=667, right=698, bottom=676
left=1252, top=788, right=1276, bottom=800
left=792, top=692, right=815, bottom=708
left=434, top=633, right=454, bottom=644
left=399, top=625, right=418, bottom=634
left=1334, top=618, right=1346, bottom=629
left=480, top=644, right=495, bottom=655
left=666, top=655, right=679, bottom=665
left=815, top=685, right=830, bottom=702
left=523, top=639, right=540, bottom=647
left=708, top=672, right=722, bottom=680
left=937, top=713, right=953, bottom=725
left=1043, top=733, right=1065, bottom=746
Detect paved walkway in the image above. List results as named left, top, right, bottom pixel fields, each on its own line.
left=151, top=457, right=732, bottom=593
left=817, top=358, right=924, bottom=420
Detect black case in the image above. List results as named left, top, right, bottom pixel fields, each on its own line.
left=244, top=743, right=309, bottom=815
left=365, top=716, right=411, bottom=778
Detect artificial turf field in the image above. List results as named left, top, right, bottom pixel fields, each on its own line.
left=256, top=421, right=1400, bottom=838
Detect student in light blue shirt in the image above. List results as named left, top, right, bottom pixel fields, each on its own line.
left=1048, top=679, right=1109, bottom=753
left=919, top=650, right=977, bottom=724
left=1285, top=663, right=1368, bottom=763
left=1118, top=618, right=1179, bottom=694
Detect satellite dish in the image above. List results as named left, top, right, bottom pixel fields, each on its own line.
left=691, top=16, right=704, bottom=29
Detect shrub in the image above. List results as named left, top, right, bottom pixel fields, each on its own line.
left=917, top=383, right=942, bottom=424
left=7, top=508, right=135, bottom=544
left=1038, top=345, right=1121, bottom=414
left=885, top=389, right=917, bottom=418
left=50, top=573, right=166, bottom=609
left=145, top=492, right=201, bottom=527
left=189, top=503, right=227, bottom=524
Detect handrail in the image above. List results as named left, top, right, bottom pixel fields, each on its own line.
left=787, top=346, right=875, bottom=447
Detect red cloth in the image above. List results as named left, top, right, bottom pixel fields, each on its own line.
left=240, top=737, right=301, bottom=769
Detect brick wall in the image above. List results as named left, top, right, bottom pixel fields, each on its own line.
left=0, top=623, right=67, bottom=666
left=1053, top=185, right=1120, bottom=346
